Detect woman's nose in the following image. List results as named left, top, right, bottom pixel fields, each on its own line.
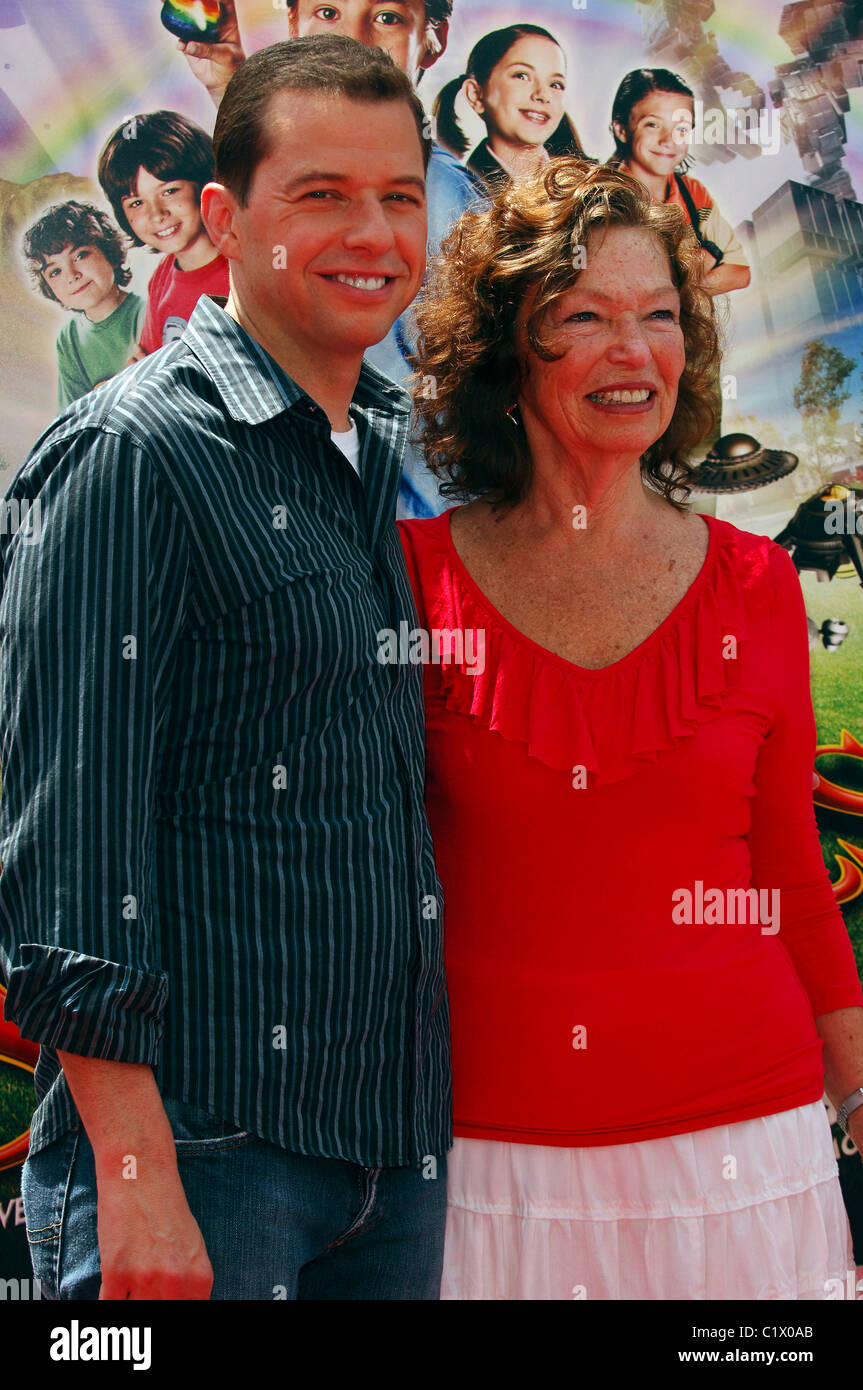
left=607, top=319, right=651, bottom=360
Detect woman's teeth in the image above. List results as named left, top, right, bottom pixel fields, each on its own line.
left=155, top=225, right=180, bottom=239
left=588, top=389, right=652, bottom=404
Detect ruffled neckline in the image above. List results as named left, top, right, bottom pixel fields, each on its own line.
left=403, top=509, right=766, bottom=788
left=444, top=509, right=719, bottom=681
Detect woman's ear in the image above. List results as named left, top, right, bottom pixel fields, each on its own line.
left=611, top=120, right=628, bottom=150
left=464, top=77, right=485, bottom=118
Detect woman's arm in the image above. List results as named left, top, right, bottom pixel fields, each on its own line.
left=746, top=547, right=863, bottom=1159
left=816, top=1007, right=863, bottom=1153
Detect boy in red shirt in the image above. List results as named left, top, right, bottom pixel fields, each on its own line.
left=98, top=110, right=229, bottom=355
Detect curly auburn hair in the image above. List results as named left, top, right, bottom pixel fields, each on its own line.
left=411, top=158, right=720, bottom=509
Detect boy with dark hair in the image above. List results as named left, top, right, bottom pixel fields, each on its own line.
left=3, top=35, right=449, bottom=1303
left=23, top=200, right=144, bottom=408
left=97, top=110, right=228, bottom=353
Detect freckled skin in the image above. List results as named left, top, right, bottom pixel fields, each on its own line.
left=450, top=225, right=710, bottom=670
left=517, top=225, right=687, bottom=499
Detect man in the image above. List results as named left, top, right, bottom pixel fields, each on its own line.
left=177, top=0, right=484, bottom=518
left=0, top=36, right=450, bottom=1301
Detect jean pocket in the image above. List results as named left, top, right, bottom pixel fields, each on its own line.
left=21, top=1128, right=79, bottom=1301
left=162, top=1097, right=257, bottom=1155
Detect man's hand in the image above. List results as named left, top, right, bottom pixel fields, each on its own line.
left=58, top=1053, right=214, bottom=1300
left=96, top=1154, right=213, bottom=1301
left=177, top=0, right=245, bottom=106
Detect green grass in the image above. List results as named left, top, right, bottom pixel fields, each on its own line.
left=0, top=1061, right=36, bottom=1140
left=803, top=568, right=863, bottom=971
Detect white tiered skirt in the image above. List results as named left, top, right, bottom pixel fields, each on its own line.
left=441, top=1102, right=856, bottom=1300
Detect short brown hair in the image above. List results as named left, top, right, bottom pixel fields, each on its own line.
left=214, top=35, right=431, bottom=208
left=412, top=158, right=720, bottom=509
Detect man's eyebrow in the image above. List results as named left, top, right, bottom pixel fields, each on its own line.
left=284, top=171, right=426, bottom=194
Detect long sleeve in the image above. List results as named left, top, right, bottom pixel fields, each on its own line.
left=701, top=200, right=749, bottom=268
left=747, top=545, right=862, bottom=1015
left=0, top=425, right=190, bottom=1061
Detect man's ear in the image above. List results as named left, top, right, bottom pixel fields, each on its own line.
left=418, top=19, right=448, bottom=72
left=463, top=76, right=485, bottom=118
left=200, top=182, right=241, bottom=260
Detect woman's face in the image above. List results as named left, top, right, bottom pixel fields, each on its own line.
left=516, top=225, right=686, bottom=464
left=615, top=90, right=693, bottom=181
left=467, top=36, right=567, bottom=149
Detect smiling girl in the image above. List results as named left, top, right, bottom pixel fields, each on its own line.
left=610, top=69, right=750, bottom=300
left=433, top=24, right=587, bottom=188
left=98, top=110, right=229, bottom=355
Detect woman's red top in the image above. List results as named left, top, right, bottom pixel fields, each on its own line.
left=398, top=510, right=863, bottom=1147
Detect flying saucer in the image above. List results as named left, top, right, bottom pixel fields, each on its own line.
left=690, top=433, right=798, bottom=493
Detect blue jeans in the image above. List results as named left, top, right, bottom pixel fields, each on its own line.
left=21, top=1098, right=447, bottom=1300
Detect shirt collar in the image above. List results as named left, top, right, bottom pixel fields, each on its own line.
left=181, top=294, right=412, bottom=426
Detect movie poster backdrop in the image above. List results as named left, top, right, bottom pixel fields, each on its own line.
left=1, top=0, right=862, bottom=1295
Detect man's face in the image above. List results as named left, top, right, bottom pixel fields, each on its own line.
left=219, top=89, right=427, bottom=365
left=288, top=1, right=447, bottom=81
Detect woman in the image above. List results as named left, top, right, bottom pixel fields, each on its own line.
left=610, top=69, right=750, bottom=453
left=433, top=25, right=587, bottom=189
left=399, top=161, right=863, bottom=1300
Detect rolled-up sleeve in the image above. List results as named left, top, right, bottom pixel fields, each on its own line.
left=0, top=425, right=189, bottom=1062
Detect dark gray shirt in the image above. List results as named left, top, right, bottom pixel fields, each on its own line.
left=0, top=294, right=450, bottom=1167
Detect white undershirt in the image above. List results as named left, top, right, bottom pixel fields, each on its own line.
left=330, top=418, right=361, bottom=476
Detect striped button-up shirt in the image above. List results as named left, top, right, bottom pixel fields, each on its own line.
left=0, top=295, right=451, bottom=1167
